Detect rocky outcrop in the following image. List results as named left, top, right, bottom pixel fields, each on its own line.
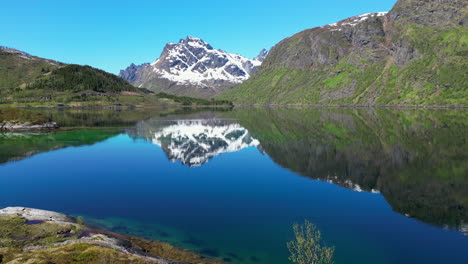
left=0, top=207, right=74, bottom=222
left=0, top=121, right=58, bottom=131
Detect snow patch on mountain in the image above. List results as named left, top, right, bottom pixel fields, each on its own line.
left=325, top=12, right=388, bottom=31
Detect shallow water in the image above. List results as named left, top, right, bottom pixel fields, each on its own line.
left=1, top=108, right=467, bottom=264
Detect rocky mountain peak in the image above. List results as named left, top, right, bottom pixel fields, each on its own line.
left=119, top=36, right=264, bottom=98
left=179, top=36, right=214, bottom=50
left=118, top=63, right=149, bottom=83
left=254, top=48, right=269, bottom=62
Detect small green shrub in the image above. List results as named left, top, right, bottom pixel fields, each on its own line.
left=287, top=220, right=335, bottom=264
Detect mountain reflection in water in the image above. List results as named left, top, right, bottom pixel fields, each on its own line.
left=131, top=119, right=260, bottom=167
left=225, top=108, right=467, bottom=234
left=130, top=108, right=467, bottom=234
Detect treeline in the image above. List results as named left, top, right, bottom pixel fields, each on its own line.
left=155, top=92, right=233, bottom=106
left=26, top=65, right=142, bottom=93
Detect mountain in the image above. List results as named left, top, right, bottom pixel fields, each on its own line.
left=220, top=0, right=467, bottom=106
left=0, top=47, right=63, bottom=90
left=119, top=36, right=264, bottom=98
left=0, top=47, right=142, bottom=94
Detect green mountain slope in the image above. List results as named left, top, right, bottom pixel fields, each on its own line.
left=220, top=0, right=467, bottom=106
left=0, top=47, right=63, bottom=90
left=26, top=64, right=141, bottom=93
left=0, top=47, right=138, bottom=93
left=0, top=47, right=149, bottom=106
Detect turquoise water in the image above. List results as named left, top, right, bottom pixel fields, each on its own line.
left=0, top=108, right=467, bottom=263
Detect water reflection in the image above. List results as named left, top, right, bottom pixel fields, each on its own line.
left=0, top=129, right=120, bottom=164
left=132, top=118, right=260, bottom=167
left=0, top=107, right=466, bottom=235
left=126, top=107, right=467, bottom=233
left=225, top=108, right=468, bottom=234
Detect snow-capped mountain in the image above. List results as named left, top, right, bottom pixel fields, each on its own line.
left=119, top=36, right=266, bottom=98
left=132, top=119, right=260, bottom=167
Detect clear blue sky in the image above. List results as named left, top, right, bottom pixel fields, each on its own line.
left=2, top=0, right=396, bottom=74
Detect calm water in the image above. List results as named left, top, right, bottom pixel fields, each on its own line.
left=0, top=108, right=467, bottom=264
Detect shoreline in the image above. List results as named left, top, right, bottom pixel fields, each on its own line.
left=1, top=103, right=467, bottom=110
left=1, top=104, right=465, bottom=132
left=0, top=207, right=222, bottom=264
left=0, top=104, right=234, bottom=110
left=233, top=104, right=468, bottom=109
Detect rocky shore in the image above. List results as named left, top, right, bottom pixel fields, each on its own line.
left=0, top=207, right=222, bottom=264
left=0, top=108, right=59, bottom=131
left=0, top=121, right=58, bottom=131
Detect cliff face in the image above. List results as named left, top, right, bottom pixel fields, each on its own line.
left=388, top=0, right=467, bottom=27
left=263, top=12, right=389, bottom=70
left=220, top=0, right=467, bottom=106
